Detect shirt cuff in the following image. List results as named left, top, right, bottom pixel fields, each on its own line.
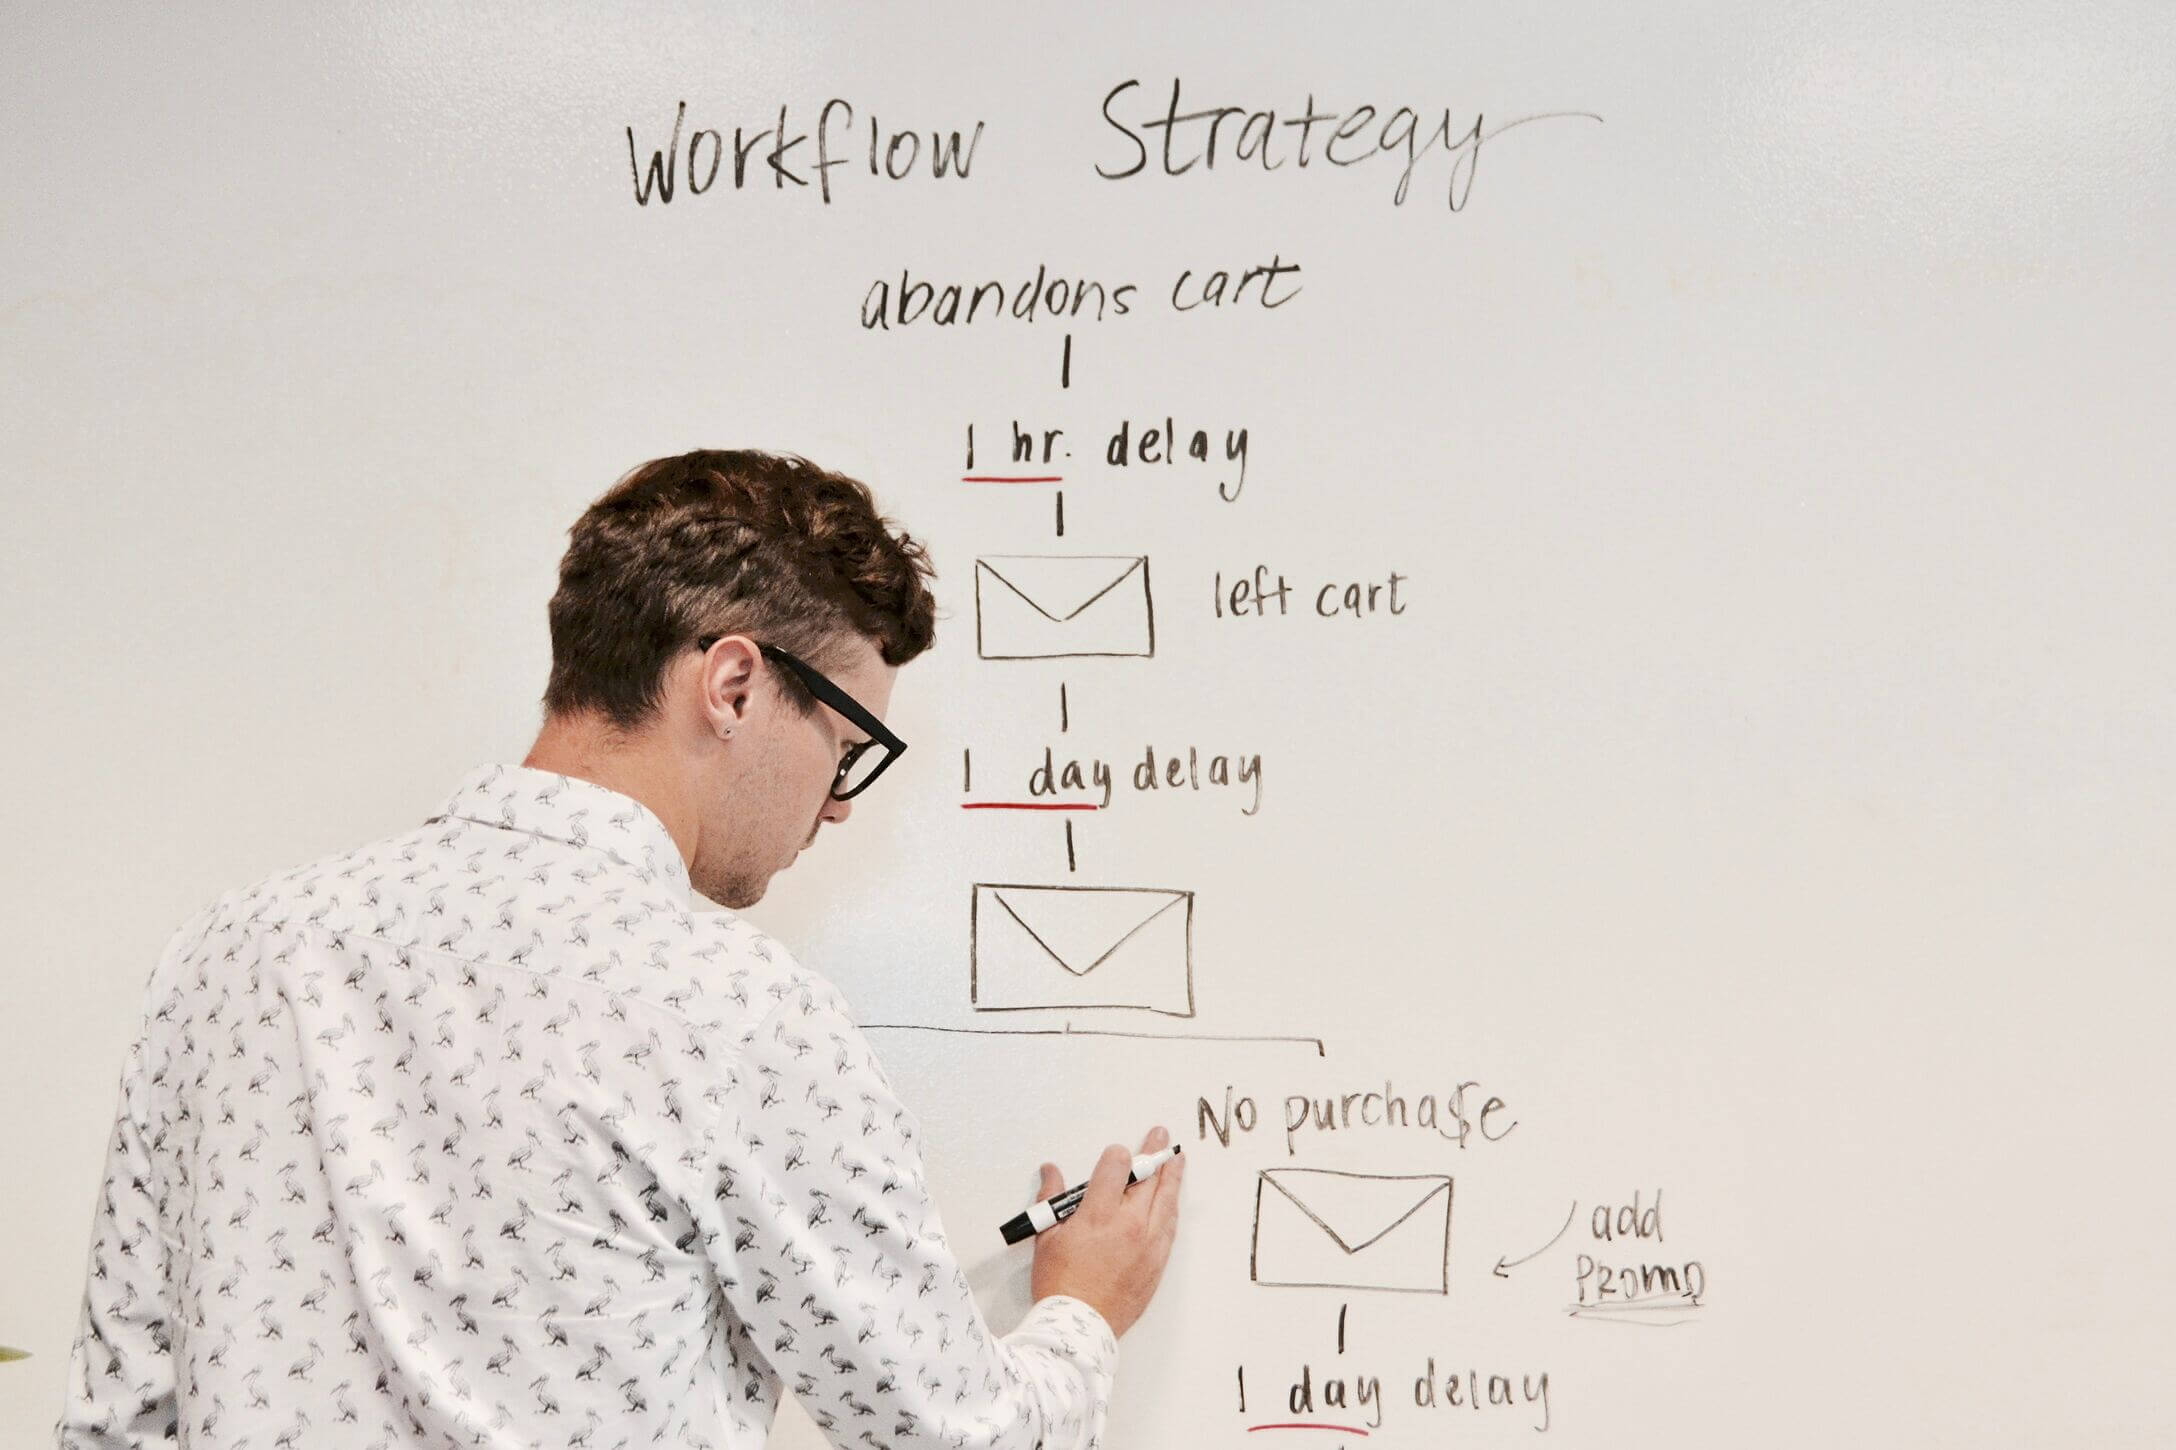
left=1025, top=1293, right=1120, bottom=1365
left=1008, top=1295, right=1120, bottom=1450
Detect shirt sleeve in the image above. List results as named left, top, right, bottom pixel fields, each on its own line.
left=55, top=1009, right=178, bottom=1448
left=693, top=973, right=1119, bottom=1450
left=56, top=902, right=220, bottom=1450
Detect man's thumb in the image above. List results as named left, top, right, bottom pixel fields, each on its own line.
left=1037, top=1162, right=1063, bottom=1199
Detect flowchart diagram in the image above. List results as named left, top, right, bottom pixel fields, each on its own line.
left=864, top=283, right=1710, bottom=1437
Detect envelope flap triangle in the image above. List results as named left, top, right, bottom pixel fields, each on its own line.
left=1262, top=1171, right=1449, bottom=1254
left=980, top=556, right=1145, bottom=623
left=989, top=888, right=1185, bottom=976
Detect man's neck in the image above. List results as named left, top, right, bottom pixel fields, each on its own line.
left=522, top=716, right=700, bottom=870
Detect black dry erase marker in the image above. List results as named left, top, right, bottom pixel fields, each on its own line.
left=999, top=1145, right=1181, bottom=1245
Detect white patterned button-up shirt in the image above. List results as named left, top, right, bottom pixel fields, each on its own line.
left=57, top=763, right=1117, bottom=1450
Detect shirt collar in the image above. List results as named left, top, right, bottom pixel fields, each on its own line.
left=426, top=763, right=693, bottom=906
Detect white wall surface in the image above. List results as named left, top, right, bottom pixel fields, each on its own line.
left=5, top=3, right=2172, bottom=1444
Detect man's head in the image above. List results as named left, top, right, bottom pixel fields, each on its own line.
left=530, top=449, right=937, bottom=908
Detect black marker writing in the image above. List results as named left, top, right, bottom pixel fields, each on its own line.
left=1097, top=77, right=1601, bottom=210
left=626, top=99, right=985, bottom=206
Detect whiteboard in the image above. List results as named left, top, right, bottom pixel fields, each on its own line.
left=6, top=4, right=2171, bottom=1445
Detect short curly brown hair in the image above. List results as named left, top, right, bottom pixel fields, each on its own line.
left=540, top=449, right=938, bottom=731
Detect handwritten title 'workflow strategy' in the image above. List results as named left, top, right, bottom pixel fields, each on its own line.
left=624, top=77, right=1601, bottom=211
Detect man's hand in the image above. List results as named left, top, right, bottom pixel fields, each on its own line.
left=1028, top=1124, right=1185, bottom=1337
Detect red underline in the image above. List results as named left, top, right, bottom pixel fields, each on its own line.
left=961, top=475, right=1064, bottom=483
left=960, top=802, right=1101, bottom=811
left=1248, top=1425, right=1372, bottom=1436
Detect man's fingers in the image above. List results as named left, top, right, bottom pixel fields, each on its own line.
left=1036, top=1162, right=1064, bottom=1201
left=1081, top=1142, right=1132, bottom=1217
left=1133, top=1125, right=1173, bottom=1220
left=1148, top=1147, right=1185, bottom=1242
left=1074, top=1130, right=1174, bottom=1223
left=1147, top=1141, right=1182, bottom=1213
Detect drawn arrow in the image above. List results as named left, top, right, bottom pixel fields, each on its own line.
left=1493, top=1201, right=1578, bottom=1278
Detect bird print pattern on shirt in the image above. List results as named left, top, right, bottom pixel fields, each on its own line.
left=58, top=762, right=1117, bottom=1450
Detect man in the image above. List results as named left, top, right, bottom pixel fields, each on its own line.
left=58, top=449, right=1184, bottom=1449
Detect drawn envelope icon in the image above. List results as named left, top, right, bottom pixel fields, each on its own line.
left=971, top=883, right=1193, bottom=1015
left=1251, top=1169, right=1453, bottom=1294
left=975, top=555, right=1154, bottom=659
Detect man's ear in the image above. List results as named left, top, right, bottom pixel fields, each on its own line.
left=697, top=635, right=764, bottom=739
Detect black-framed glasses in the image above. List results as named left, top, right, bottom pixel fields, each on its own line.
left=693, top=636, right=906, bottom=800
